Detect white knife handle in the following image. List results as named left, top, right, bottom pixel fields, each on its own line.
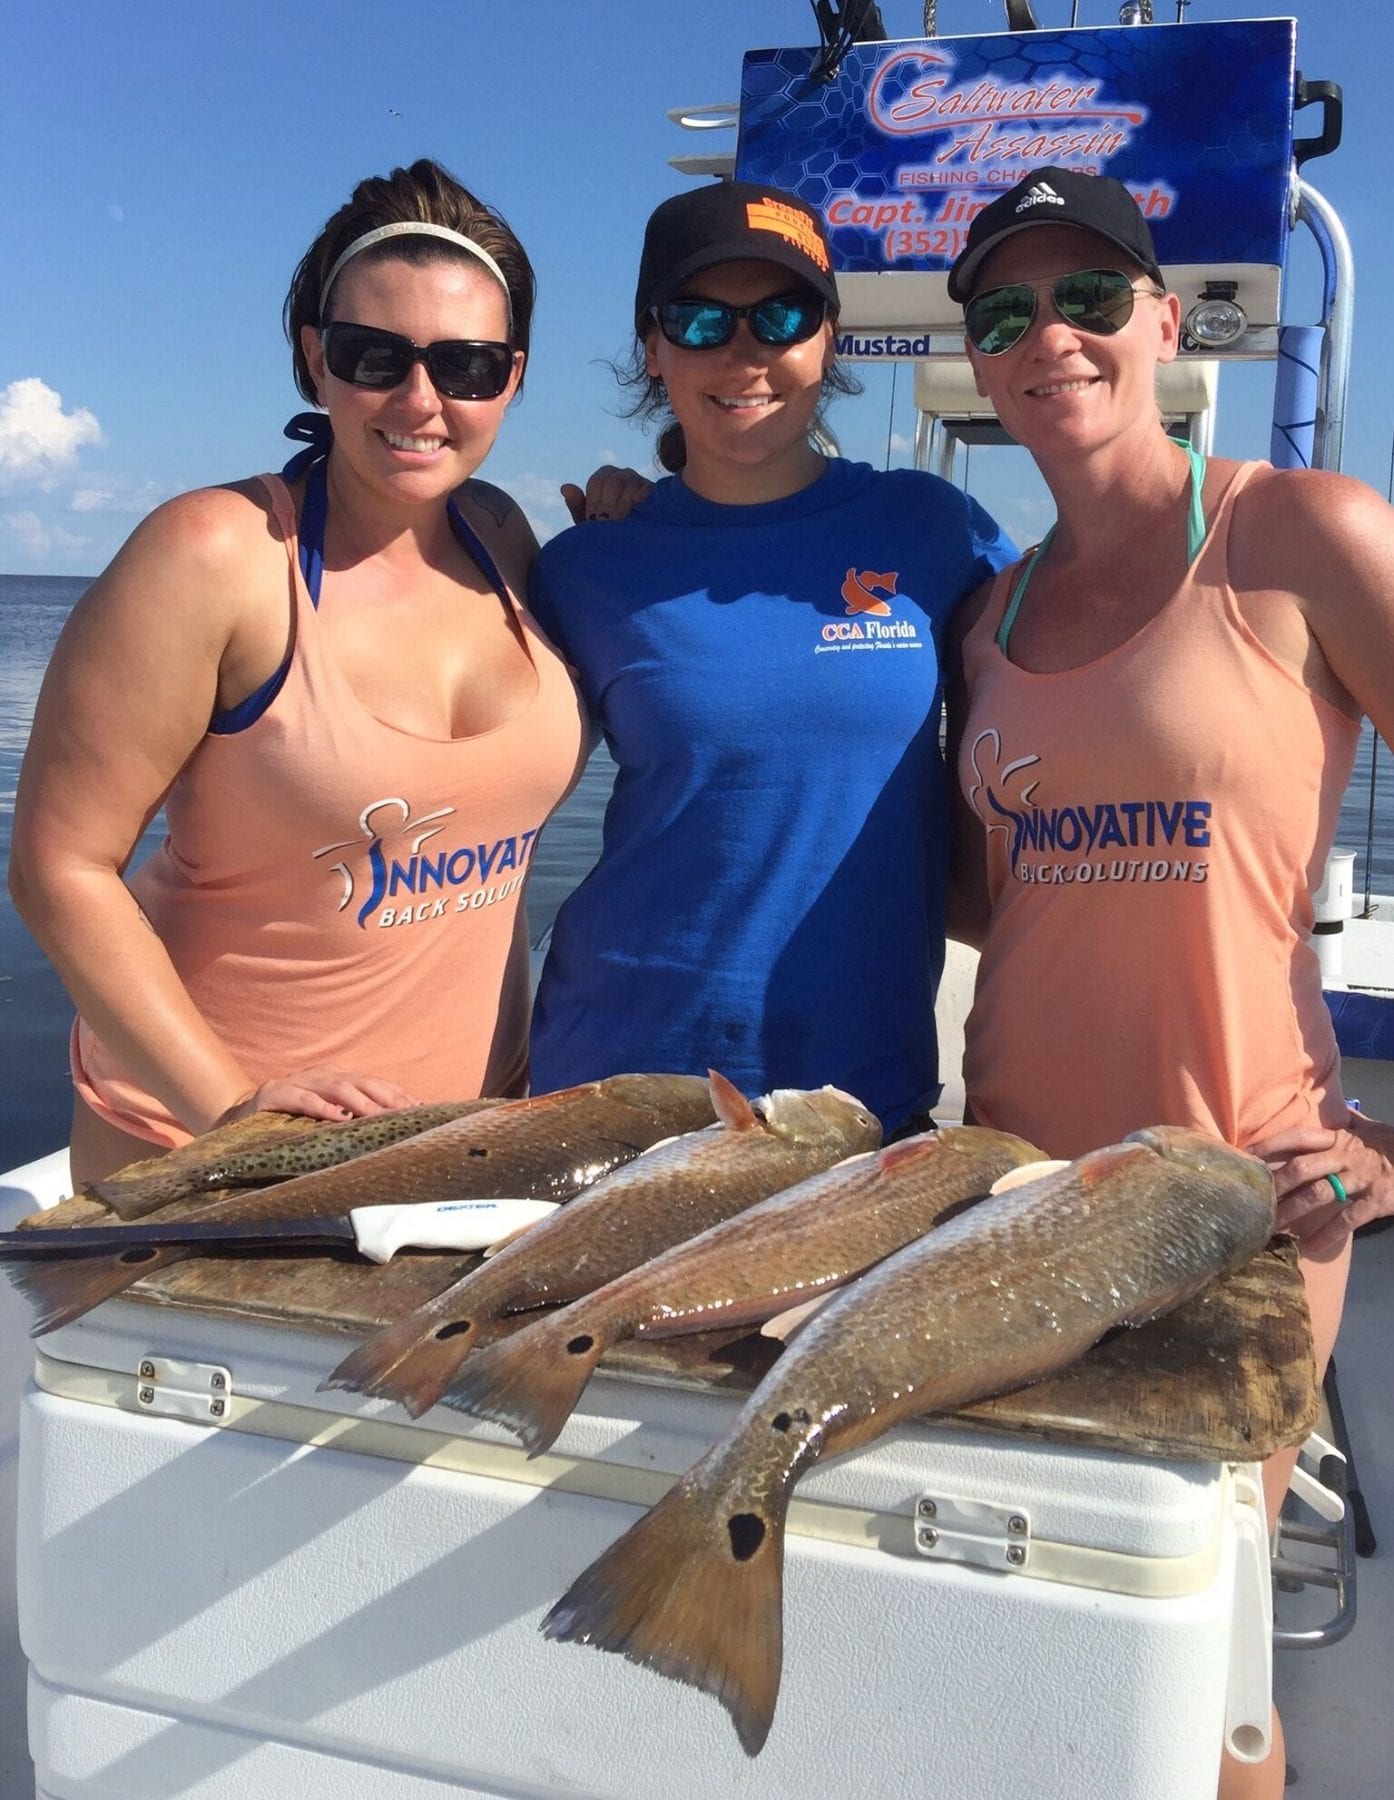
left=347, top=1199, right=560, bottom=1264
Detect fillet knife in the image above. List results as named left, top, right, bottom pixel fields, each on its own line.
left=0, top=1198, right=560, bottom=1264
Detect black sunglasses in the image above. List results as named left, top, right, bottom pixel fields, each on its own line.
left=321, top=322, right=517, bottom=400
left=651, top=292, right=828, bottom=350
left=964, top=268, right=1163, bottom=356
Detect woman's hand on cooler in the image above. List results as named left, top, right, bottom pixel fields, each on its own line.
left=560, top=465, right=653, bottom=525
left=216, top=1069, right=420, bottom=1130
left=1248, top=1113, right=1394, bottom=1255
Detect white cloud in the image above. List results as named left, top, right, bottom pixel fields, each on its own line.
left=106, top=204, right=126, bottom=224
left=5, top=512, right=49, bottom=558
left=998, top=494, right=1055, bottom=544
left=69, top=480, right=164, bottom=516
left=499, top=453, right=655, bottom=544
left=500, top=471, right=578, bottom=545
left=4, top=510, right=89, bottom=561
left=0, top=379, right=104, bottom=489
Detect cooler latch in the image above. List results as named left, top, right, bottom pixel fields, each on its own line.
left=134, top=1355, right=232, bottom=1425
left=913, top=1493, right=1032, bottom=1570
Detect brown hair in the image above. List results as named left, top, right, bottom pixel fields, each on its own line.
left=284, top=159, right=536, bottom=403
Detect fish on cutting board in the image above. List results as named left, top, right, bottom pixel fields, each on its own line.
left=6, top=1073, right=719, bottom=1335
left=543, top=1125, right=1276, bottom=1756
left=322, top=1073, right=882, bottom=1418
left=89, top=1100, right=503, bottom=1220
left=444, top=1124, right=1046, bottom=1455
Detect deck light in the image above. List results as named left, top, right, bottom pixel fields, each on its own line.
left=1184, top=283, right=1248, bottom=349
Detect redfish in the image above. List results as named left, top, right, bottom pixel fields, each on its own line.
left=322, top=1075, right=881, bottom=1418
left=90, top=1101, right=501, bottom=1220
left=9, top=1074, right=718, bottom=1335
left=543, top=1126, right=1275, bottom=1755
left=445, top=1125, right=1045, bottom=1455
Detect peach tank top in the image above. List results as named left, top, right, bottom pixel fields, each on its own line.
left=73, top=473, right=587, bottom=1147
left=958, top=457, right=1360, bottom=1159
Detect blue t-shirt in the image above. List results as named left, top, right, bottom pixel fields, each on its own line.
left=527, top=457, right=1015, bottom=1129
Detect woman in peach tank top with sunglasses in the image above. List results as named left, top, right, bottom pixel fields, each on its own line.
left=944, top=169, right=1394, bottom=1800
left=8, top=160, right=612, bottom=1185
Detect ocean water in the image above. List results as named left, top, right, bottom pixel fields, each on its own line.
left=2, top=571, right=1391, bottom=1170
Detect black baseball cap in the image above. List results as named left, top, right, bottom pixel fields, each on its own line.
left=634, top=180, right=839, bottom=329
left=947, top=168, right=1164, bottom=302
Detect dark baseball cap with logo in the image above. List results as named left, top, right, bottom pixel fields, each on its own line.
left=634, top=180, right=840, bottom=330
left=947, top=167, right=1164, bottom=303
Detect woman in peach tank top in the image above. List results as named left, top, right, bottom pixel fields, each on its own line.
left=944, top=170, right=1394, bottom=1800
left=9, top=160, right=599, bottom=1184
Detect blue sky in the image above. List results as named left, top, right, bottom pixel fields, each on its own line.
left=5, top=0, right=1391, bottom=575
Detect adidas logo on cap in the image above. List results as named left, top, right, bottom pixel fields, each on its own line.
left=1015, top=181, right=1064, bottom=214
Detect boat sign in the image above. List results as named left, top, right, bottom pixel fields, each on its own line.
left=736, top=20, right=1297, bottom=344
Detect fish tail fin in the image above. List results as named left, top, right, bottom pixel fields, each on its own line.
left=88, top=1173, right=182, bottom=1220
left=4, top=1246, right=182, bottom=1334
left=543, top=1468, right=786, bottom=1756
left=444, top=1312, right=606, bottom=1456
left=319, top=1288, right=480, bottom=1416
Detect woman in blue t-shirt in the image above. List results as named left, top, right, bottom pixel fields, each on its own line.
left=528, top=182, right=1016, bottom=1132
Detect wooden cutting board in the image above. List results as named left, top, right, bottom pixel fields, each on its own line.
left=24, top=1191, right=1317, bottom=1462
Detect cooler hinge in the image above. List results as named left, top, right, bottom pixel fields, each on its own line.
left=914, top=1492, right=1032, bottom=1570
left=135, top=1354, right=233, bottom=1425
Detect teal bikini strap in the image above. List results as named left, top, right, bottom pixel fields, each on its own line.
left=1178, top=437, right=1208, bottom=564
left=995, top=438, right=1208, bottom=655
left=995, top=528, right=1054, bottom=653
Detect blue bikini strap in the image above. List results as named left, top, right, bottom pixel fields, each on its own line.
left=281, top=414, right=332, bottom=603
left=281, top=411, right=332, bottom=481
left=277, top=413, right=511, bottom=610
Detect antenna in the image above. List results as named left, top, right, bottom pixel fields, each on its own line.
left=809, top=1, right=888, bottom=83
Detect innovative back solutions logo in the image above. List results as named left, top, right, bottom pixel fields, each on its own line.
left=967, top=729, right=1212, bottom=886
left=313, top=795, right=538, bottom=929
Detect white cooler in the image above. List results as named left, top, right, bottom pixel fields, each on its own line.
left=16, top=1292, right=1274, bottom=1800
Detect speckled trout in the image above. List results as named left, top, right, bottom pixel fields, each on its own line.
left=322, top=1075, right=882, bottom=1418
left=9, top=1075, right=719, bottom=1335
left=445, top=1125, right=1045, bottom=1455
left=90, top=1102, right=502, bottom=1220
left=543, top=1126, right=1275, bottom=1756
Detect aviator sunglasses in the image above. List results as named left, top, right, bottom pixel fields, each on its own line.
left=964, top=268, right=1163, bottom=357
left=651, top=292, right=828, bottom=350
left=320, top=321, right=517, bottom=400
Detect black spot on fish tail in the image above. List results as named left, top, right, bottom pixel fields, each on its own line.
left=4, top=1245, right=186, bottom=1335
left=443, top=1311, right=606, bottom=1456
left=770, top=1408, right=810, bottom=1434
left=319, top=1292, right=488, bottom=1415
left=727, top=1513, right=766, bottom=1560
left=542, top=1465, right=787, bottom=1756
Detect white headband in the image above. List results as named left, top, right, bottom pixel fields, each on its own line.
left=321, top=222, right=513, bottom=329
